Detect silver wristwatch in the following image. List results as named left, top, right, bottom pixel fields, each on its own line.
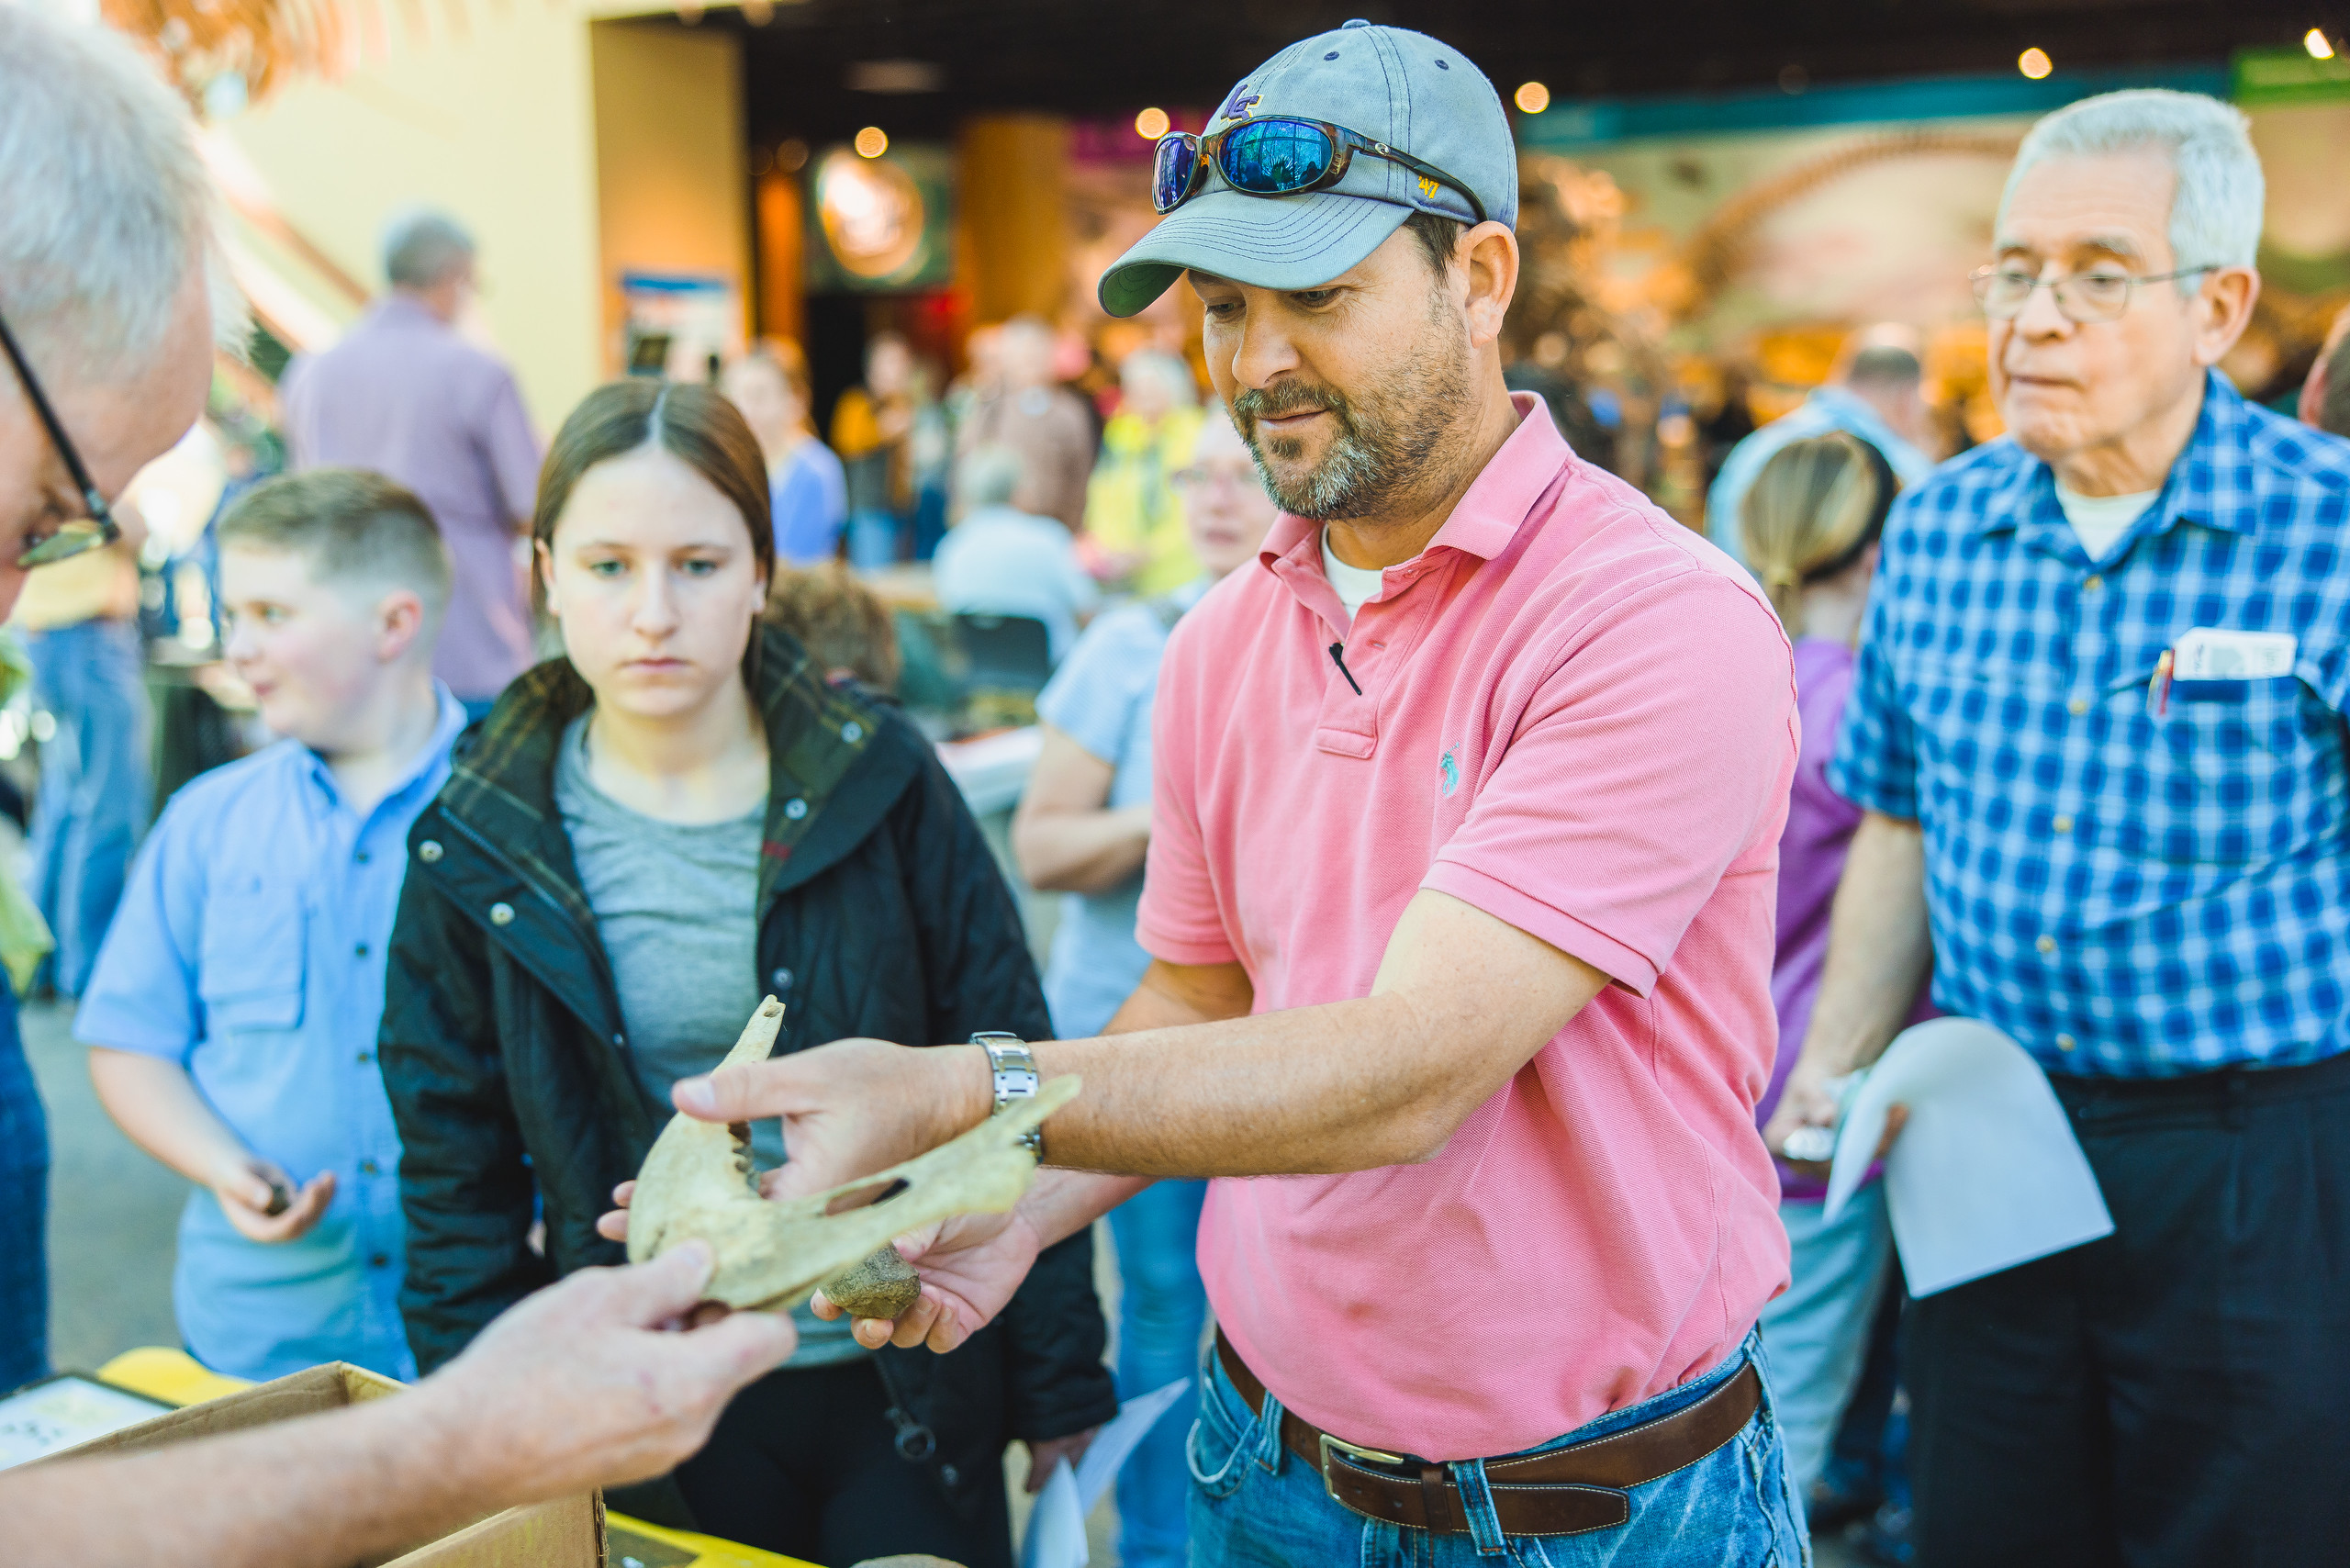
left=973, top=1032, right=1044, bottom=1159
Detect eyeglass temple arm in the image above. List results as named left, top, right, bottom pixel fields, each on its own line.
left=1350, top=135, right=1488, bottom=226
left=0, top=309, right=111, bottom=518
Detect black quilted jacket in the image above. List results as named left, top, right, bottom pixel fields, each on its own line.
left=378, top=623, right=1113, bottom=1526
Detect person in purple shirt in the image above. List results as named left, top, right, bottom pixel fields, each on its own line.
left=1742, top=431, right=1933, bottom=1516
left=279, top=210, right=542, bottom=719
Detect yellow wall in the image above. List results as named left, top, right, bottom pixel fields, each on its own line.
left=218, top=4, right=604, bottom=432
left=959, top=116, right=1073, bottom=323
left=589, top=20, right=751, bottom=366
left=216, top=6, right=749, bottom=432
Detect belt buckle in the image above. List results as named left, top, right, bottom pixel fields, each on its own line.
left=1316, top=1430, right=1410, bottom=1498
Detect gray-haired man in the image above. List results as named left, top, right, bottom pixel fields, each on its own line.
left=1766, top=89, right=2350, bottom=1565
left=279, top=208, right=541, bottom=718
left=0, top=11, right=794, bottom=1562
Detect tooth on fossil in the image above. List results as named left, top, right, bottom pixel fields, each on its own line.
left=625, top=995, right=1080, bottom=1313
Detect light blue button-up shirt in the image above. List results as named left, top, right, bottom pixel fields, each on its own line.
left=76, top=689, right=467, bottom=1380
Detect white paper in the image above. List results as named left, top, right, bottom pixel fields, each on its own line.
left=0, top=1377, right=172, bottom=1469
left=1019, top=1377, right=1192, bottom=1568
left=2172, top=628, right=2296, bottom=679
left=1019, top=1457, right=1088, bottom=1568
left=1822, top=1018, right=2113, bottom=1297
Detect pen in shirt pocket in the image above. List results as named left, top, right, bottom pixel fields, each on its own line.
left=2098, top=654, right=2174, bottom=715
left=2097, top=654, right=2174, bottom=716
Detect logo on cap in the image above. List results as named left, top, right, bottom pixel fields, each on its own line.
left=1220, top=84, right=1261, bottom=120
left=1417, top=175, right=1440, bottom=199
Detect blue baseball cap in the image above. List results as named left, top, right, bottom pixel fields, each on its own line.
left=1098, top=19, right=1518, bottom=319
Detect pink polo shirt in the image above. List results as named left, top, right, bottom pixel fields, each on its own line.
left=1138, top=394, right=1797, bottom=1461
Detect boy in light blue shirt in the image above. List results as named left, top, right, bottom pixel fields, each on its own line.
left=79, top=470, right=466, bottom=1382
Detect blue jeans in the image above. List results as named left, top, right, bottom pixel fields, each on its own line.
left=26, top=619, right=151, bottom=995
left=1187, top=1331, right=1807, bottom=1567
left=1759, top=1189, right=1894, bottom=1510
left=1110, top=1179, right=1209, bottom=1568
left=0, top=978, right=50, bottom=1392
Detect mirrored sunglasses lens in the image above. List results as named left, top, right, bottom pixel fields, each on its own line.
left=1219, top=120, right=1335, bottom=195
left=1152, top=136, right=1200, bottom=213
left=18, top=521, right=105, bottom=568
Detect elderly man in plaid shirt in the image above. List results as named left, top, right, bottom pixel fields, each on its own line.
left=1766, top=88, right=2350, bottom=1568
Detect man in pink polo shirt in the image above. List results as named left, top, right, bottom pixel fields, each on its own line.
left=606, top=22, right=1802, bottom=1562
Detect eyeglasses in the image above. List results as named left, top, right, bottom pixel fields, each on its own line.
left=1153, top=117, right=1487, bottom=226
left=1970, top=263, right=2210, bottom=325
left=0, top=307, right=125, bottom=569
left=1170, top=462, right=1260, bottom=493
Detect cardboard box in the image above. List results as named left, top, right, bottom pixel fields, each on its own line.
left=35, top=1361, right=604, bottom=1568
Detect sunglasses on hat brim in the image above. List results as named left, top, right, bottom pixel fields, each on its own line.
left=1152, top=117, right=1488, bottom=227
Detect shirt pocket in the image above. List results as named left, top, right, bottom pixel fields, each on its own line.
left=198, top=883, right=308, bottom=1033
left=2141, top=675, right=2317, bottom=864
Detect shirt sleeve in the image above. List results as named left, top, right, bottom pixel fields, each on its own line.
left=73, top=801, right=206, bottom=1060
left=477, top=370, right=543, bottom=530
left=1059, top=543, right=1103, bottom=620
left=1826, top=550, right=1920, bottom=821
left=1037, top=614, right=1143, bottom=767
left=1423, top=571, right=1797, bottom=996
left=1136, top=614, right=1238, bottom=968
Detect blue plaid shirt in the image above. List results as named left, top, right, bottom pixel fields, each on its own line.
left=1832, top=373, right=2350, bottom=1077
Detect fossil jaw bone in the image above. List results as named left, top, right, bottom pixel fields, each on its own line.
left=625, top=996, right=1080, bottom=1313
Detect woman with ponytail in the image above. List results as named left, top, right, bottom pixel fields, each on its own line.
left=1741, top=431, right=1932, bottom=1522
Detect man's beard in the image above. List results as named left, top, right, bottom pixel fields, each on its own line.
left=1229, top=322, right=1473, bottom=522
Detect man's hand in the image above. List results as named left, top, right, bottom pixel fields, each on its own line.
left=1762, top=1062, right=1908, bottom=1182
left=809, top=1209, right=1046, bottom=1352
left=1023, top=1428, right=1099, bottom=1493
left=410, top=1241, right=798, bottom=1499
left=603, top=1184, right=1046, bottom=1354
left=671, top=1036, right=987, bottom=1204
left=1, top=1244, right=798, bottom=1568
left=213, top=1159, right=334, bottom=1243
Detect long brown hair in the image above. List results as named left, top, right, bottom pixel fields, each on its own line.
left=1740, top=431, right=1895, bottom=636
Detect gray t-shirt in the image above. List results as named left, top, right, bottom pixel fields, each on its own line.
left=554, top=715, right=861, bottom=1363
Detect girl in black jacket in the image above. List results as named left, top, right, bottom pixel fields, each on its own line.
left=379, top=380, right=1113, bottom=1566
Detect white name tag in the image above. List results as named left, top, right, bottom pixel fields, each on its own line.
left=2171, top=628, right=2297, bottom=680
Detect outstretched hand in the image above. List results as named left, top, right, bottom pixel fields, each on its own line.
left=810, top=1209, right=1045, bottom=1353
left=600, top=1191, right=1044, bottom=1354
left=413, top=1242, right=798, bottom=1500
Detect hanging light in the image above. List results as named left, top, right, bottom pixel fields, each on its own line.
left=1134, top=106, right=1170, bottom=140
left=2018, top=47, right=2053, bottom=80
left=2308, top=28, right=2338, bottom=60
left=1514, top=81, right=1551, bottom=114
left=854, top=126, right=890, bottom=159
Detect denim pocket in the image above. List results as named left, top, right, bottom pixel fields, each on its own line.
left=1184, top=1356, right=1256, bottom=1499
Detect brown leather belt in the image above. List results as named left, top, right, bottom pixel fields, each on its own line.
left=1214, top=1329, right=1760, bottom=1537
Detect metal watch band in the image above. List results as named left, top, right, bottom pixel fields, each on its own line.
left=973, top=1032, right=1045, bottom=1159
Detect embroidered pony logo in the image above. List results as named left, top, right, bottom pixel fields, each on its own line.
left=1220, top=84, right=1261, bottom=121
left=1438, top=745, right=1461, bottom=799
